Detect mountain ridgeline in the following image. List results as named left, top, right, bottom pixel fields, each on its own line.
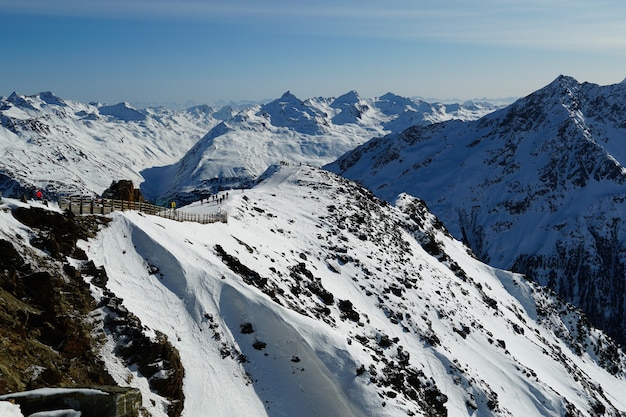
left=3, top=78, right=626, bottom=416
left=327, top=75, right=626, bottom=346
left=142, top=91, right=500, bottom=205
left=0, top=89, right=499, bottom=204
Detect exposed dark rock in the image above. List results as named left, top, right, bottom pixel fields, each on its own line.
left=0, top=205, right=184, bottom=416
left=0, top=211, right=115, bottom=394
left=101, top=180, right=144, bottom=202
left=240, top=322, right=255, bottom=334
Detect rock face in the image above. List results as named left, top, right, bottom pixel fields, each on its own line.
left=0, top=203, right=184, bottom=416
left=326, top=75, right=626, bottom=345
left=0, top=386, right=141, bottom=417
left=101, top=180, right=144, bottom=202
left=0, top=207, right=115, bottom=392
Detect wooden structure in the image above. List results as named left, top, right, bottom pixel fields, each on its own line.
left=59, top=196, right=228, bottom=224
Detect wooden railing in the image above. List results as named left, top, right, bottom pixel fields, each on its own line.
left=59, top=196, right=228, bottom=224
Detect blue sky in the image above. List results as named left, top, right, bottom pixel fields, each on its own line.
left=1, top=0, right=626, bottom=106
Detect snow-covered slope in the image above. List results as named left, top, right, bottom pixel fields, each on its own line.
left=146, top=91, right=499, bottom=204
left=76, top=165, right=626, bottom=417
left=0, top=92, right=227, bottom=198
left=326, top=75, right=626, bottom=346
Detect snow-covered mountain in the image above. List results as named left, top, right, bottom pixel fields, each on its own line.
left=145, top=91, right=499, bottom=204
left=0, top=91, right=229, bottom=198
left=2, top=164, right=626, bottom=417
left=326, top=75, right=626, bottom=346
left=0, top=90, right=499, bottom=205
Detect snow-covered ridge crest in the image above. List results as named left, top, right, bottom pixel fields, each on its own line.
left=84, top=164, right=626, bottom=417
left=326, top=74, right=626, bottom=347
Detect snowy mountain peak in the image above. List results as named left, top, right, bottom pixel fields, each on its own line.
left=553, top=73, right=579, bottom=86
left=327, top=75, right=626, bottom=347
left=6, top=92, right=37, bottom=111
left=4, top=91, right=67, bottom=111
left=37, top=91, right=67, bottom=107
left=331, top=90, right=362, bottom=106
left=530, top=75, right=586, bottom=109
left=278, top=90, right=301, bottom=103
left=185, top=104, right=215, bottom=116
left=374, top=92, right=420, bottom=115
left=98, top=102, right=146, bottom=121
left=257, top=91, right=328, bottom=135
left=330, top=91, right=371, bottom=125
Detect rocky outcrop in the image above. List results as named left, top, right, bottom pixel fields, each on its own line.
left=101, top=180, right=144, bottom=203
left=0, top=203, right=184, bottom=416
left=0, top=208, right=114, bottom=393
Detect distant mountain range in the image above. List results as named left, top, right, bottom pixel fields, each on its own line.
left=0, top=90, right=500, bottom=203
left=327, top=75, right=626, bottom=346
left=150, top=91, right=501, bottom=205
left=0, top=91, right=226, bottom=197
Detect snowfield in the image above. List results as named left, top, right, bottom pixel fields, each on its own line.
left=77, top=165, right=626, bottom=416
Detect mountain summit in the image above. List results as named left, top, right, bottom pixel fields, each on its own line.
left=327, top=75, right=626, bottom=345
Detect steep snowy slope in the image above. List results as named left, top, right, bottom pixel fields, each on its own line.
left=147, top=91, right=499, bottom=204
left=81, top=165, right=626, bottom=417
left=0, top=92, right=225, bottom=198
left=326, top=75, right=626, bottom=346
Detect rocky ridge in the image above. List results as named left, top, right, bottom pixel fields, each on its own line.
left=82, top=165, right=626, bottom=416
left=326, top=75, right=626, bottom=346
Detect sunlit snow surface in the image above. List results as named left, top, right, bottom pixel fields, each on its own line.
left=76, top=165, right=626, bottom=417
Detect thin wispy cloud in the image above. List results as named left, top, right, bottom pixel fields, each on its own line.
left=4, top=0, right=625, bottom=52
left=2, top=0, right=625, bottom=103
